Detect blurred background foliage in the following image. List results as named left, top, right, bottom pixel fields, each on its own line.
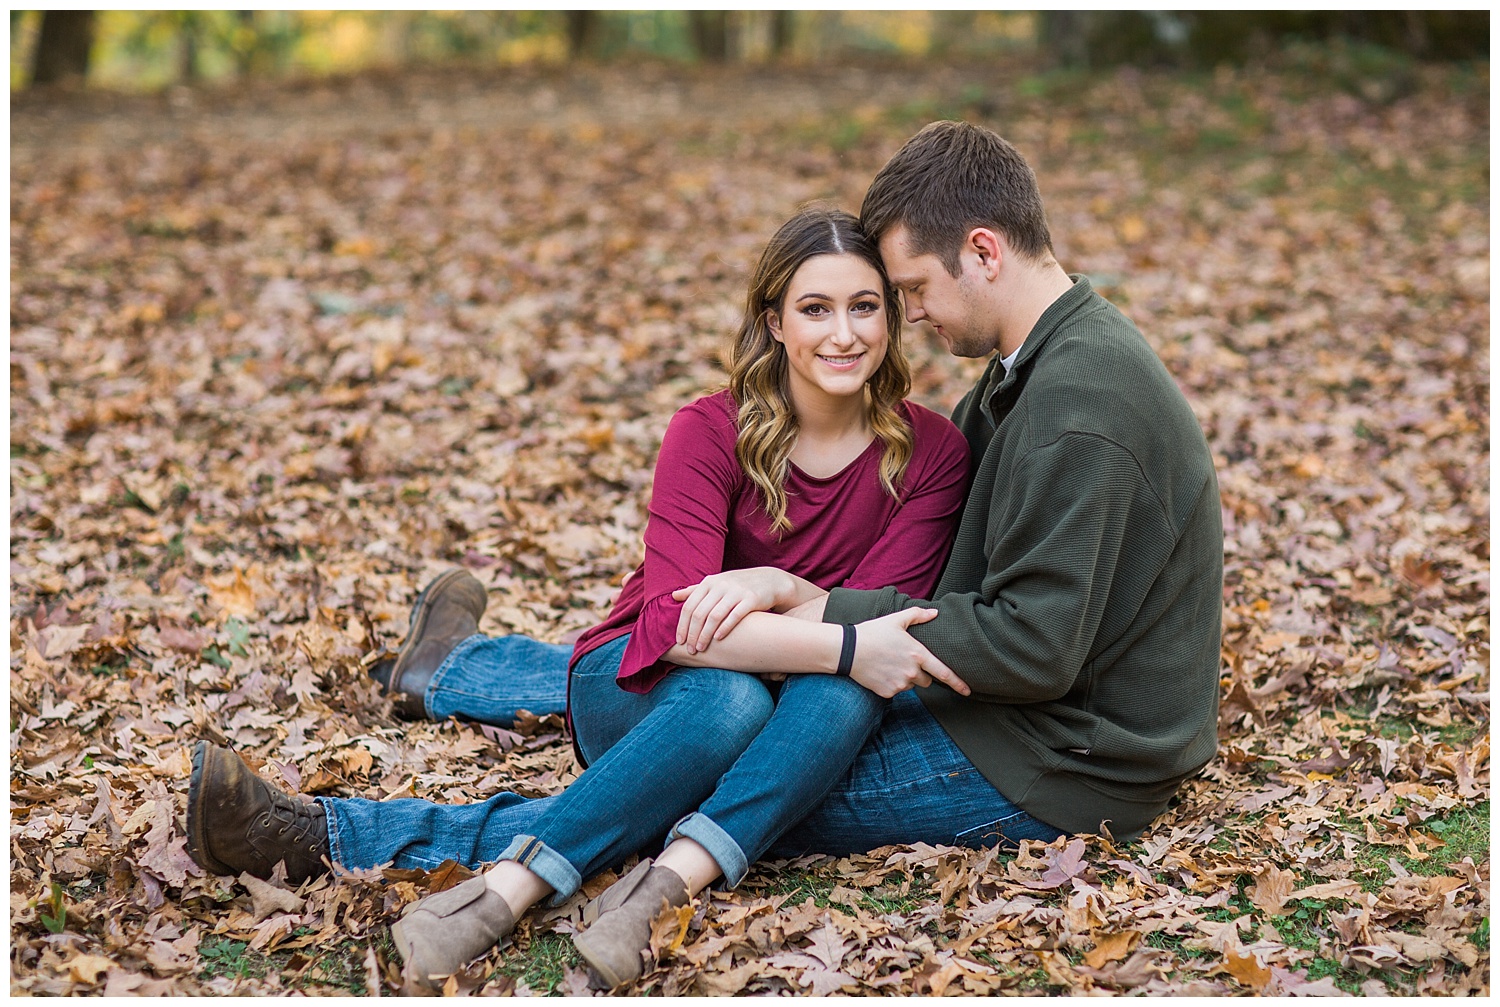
left=10, top=10, right=1489, bottom=92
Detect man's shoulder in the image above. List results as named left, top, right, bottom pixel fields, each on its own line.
left=1029, top=295, right=1183, bottom=416
left=1020, top=296, right=1213, bottom=485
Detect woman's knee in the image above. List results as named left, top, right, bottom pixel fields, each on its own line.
left=777, top=674, right=887, bottom=731
left=670, top=668, right=774, bottom=741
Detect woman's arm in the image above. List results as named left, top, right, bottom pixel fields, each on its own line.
left=672, top=406, right=971, bottom=656
left=671, top=566, right=826, bottom=654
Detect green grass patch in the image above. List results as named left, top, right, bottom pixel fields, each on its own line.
left=197, top=933, right=372, bottom=994
left=1348, top=800, right=1488, bottom=888
left=497, top=930, right=579, bottom=994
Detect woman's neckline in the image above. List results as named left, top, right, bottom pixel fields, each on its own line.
left=787, top=433, right=881, bottom=483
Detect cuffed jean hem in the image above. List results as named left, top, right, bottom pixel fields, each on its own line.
left=669, top=812, right=749, bottom=888
left=421, top=633, right=490, bottom=719
left=317, top=797, right=350, bottom=869
left=499, top=834, right=583, bottom=906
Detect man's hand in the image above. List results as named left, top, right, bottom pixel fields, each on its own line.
left=672, top=568, right=822, bottom=654
left=850, top=608, right=970, bottom=699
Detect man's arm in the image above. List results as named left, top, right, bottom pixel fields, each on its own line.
left=822, top=434, right=1182, bottom=701
left=666, top=606, right=969, bottom=699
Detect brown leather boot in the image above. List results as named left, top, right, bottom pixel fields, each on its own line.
left=391, top=876, right=517, bottom=993
left=372, top=568, right=487, bottom=719
left=573, top=860, right=690, bottom=989
left=185, top=742, right=331, bottom=884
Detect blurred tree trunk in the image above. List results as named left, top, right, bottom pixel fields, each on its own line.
left=233, top=11, right=256, bottom=76
left=1040, top=11, right=1092, bottom=69
left=179, top=12, right=201, bottom=82
left=31, top=11, right=95, bottom=85
left=565, top=11, right=599, bottom=59
left=769, top=11, right=793, bottom=58
left=690, top=11, right=729, bottom=62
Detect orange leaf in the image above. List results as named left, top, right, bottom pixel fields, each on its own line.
left=1400, top=556, right=1443, bottom=591
left=1083, top=929, right=1140, bottom=968
left=1223, top=949, right=1272, bottom=990
left=426, top=859, right=477, bottom=894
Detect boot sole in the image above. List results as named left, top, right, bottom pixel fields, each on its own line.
left=186, top=741, right=238, bottom=878
left=388, top=569, right=485, bottom=695
left=389, top=918, right=429, bottom=992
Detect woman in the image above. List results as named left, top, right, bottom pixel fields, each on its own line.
left=187, top=207, right=970, bottom=991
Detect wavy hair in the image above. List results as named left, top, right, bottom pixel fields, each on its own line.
left=728, top=206, right=914, bottom=534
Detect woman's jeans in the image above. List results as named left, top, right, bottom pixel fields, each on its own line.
left=321, top=633, right=1066, bottom=898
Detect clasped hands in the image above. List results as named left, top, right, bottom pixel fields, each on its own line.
left=671, top=567, right=969, bottom=698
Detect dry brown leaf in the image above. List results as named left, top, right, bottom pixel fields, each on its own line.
left=1248, top=864, right=1297, bottom=916
left=238, top=872, right=306, bottom=921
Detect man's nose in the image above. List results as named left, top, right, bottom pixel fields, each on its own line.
left=904, top=297, right=924, bottom=324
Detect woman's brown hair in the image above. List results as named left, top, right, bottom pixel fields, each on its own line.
left=728, top=206, right=914, bottom=533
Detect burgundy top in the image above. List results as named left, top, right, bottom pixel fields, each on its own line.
left=570, top=389, right=971, bottom=694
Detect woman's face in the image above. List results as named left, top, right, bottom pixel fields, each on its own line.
left=767, top=253, right=890, bottom=411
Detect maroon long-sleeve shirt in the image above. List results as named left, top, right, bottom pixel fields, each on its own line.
left=570, top=389, right=970, bottom=693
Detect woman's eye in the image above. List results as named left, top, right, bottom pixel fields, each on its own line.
left=802, top=304, right=828, bottom=316
left=853, top=300, right=880, bottom=313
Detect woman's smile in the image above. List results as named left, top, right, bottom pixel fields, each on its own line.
left=767, top=253, right=890, bottom=409
left=817, top=352, right=866, bottom=369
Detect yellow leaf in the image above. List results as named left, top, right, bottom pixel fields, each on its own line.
left=1118, top=215, right=1147, bottom=243
left=333, top=236, right=375, bottom=257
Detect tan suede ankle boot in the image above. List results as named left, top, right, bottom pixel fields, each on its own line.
left=573, top=859, right=690, bottom=989
left=391, top=877, right=516, bottom=994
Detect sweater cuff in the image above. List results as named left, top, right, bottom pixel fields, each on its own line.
left=821, top=585, right=904, bottom=626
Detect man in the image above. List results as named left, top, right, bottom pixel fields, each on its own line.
left=187, top=120, right=1221, bottom=889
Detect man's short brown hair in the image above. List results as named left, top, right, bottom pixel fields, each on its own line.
left=860, top=120, right=1052, bottom=277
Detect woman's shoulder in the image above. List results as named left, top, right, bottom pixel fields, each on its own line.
left=659, top=389, right=740, bottom=461
left=668, top=388, right=738, bottom=432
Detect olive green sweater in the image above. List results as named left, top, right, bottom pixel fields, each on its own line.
left=823, top=276, right=1222, bottom=841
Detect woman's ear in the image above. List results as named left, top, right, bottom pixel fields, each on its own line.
left=765, top=309, right=784, bottom=342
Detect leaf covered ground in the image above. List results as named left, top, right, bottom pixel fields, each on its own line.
left=10, top=54, right=1489, bottom=996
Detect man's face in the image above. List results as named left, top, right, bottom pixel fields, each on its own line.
left=878, top=225, right=999, bottom=359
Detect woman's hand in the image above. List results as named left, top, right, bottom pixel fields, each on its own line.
left=849, top=608, right=971, bottom=699
left=672, top=568, right=797, bottom=654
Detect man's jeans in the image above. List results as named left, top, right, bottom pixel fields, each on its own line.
left=321, top=633, right=1065, bottom=898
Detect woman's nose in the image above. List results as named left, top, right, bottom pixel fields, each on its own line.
left=830, top=314, right=857, bottom=346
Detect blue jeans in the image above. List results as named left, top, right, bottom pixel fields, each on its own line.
left=321, top=633, right=1065, bottom=896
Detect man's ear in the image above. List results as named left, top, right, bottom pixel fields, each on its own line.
left=966, top=227, right=1004, bottom=280
left=765, top=309, right=784, bottom=342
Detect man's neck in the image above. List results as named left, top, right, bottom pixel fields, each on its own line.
left=996, top=260, right=1075, bottom=359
